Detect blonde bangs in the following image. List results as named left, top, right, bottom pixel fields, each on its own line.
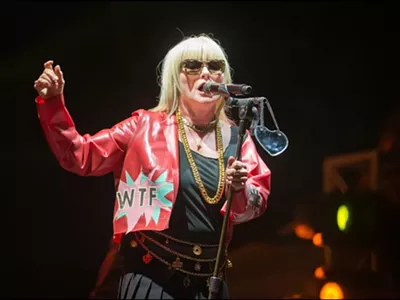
left=179, top=37, right=227, bottom=62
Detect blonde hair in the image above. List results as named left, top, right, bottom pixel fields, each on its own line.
left=150, top=34, right=233, bottom=123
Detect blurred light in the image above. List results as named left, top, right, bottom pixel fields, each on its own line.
left=314, top=266, right=326, bottom=279
left=379, top=133, right=394, bottom=153
left=319, top=282, right=344, bottom=300
left=294, top=224, right=315, bottom=240
left=282, top=294, right=302, bottom=299
left=312, top=233, right=323, bottom=247
left=336, top=204, right=351, bottom=232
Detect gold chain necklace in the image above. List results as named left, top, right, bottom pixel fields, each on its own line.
left=182, top=116, right=217, bottom=132
left=176, top=109, right=225, bottom=205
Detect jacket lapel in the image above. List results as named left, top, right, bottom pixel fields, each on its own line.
left=163, top=113, right=180, bottom=200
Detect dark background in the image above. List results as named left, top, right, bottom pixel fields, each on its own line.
left=14, top=1, right=397, bottom=298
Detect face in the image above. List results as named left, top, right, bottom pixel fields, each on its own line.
left=178, top=58, right=225, bottom=106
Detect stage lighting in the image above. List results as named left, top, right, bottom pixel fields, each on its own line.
left=336, top=203, right=352, bottom=233
left=294, top=223, right=315, bottom=240
left=319, top=281, right=344, bottom=299
left=312, top=233, right=323, bottom=247
left=314, top=266, right=326, bottom=280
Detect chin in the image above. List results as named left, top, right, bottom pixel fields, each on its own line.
left=196, top=98, right=218, bottom=104
left=193, top=95, right=221, bottom=104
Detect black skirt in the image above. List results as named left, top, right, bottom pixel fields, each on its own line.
left=117, top=271, right=229, bottom=299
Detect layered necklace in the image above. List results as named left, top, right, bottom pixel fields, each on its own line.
left=181, top=116, right=218, bottom=133
left=176, top=109, right=225, bottom=205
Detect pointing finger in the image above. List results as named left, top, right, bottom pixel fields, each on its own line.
left=44, top=60, right=54, bottom=70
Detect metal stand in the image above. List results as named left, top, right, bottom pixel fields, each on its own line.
left=208, top=97, right=262, bottom=299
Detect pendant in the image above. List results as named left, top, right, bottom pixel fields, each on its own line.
left=194, top=262, right=201, bottom=271
left=183, top=276, right=191, bottom=288
left=193, top=245, right=202, bottom=256
left=142, top=253, right=153, bottom=264
left=227, top=259, right=233, bottom=268
left=172, top=257, right=183, bottom=270
left=197, top=140, right=202, bottom=150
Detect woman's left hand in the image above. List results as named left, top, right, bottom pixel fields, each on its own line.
left=225, top=156, right=249, bottom=192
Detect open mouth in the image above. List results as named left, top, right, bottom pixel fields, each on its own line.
left=197, top=82, right=206, bottom=91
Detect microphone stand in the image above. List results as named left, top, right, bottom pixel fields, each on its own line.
left=208, top=97, right=262, bottom=299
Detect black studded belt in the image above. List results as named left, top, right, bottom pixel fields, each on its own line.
left=120, top=230, right=233, bottom=288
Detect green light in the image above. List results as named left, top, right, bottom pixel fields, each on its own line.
left=337, top=204, right=351, bottom=232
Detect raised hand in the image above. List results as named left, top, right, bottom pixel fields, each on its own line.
left=34, top=60, right=65, bottom=99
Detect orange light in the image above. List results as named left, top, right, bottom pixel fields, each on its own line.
left=294, top=224, right=315, bottom=240
left=379, top=133, right=394, bottom=153
left=313, top=233, right=323, bottom=247
left=319, top=282, right=344, bottom=299
left=314, top=266, right=326, bottom=279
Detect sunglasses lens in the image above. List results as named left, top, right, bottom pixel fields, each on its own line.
left=207, top=60, right=224, bottom=73
left=182, top=60, right=203, bottom=73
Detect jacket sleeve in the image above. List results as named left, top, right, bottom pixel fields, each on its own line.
left=36, top=94, right=140, bottom=176
left=221, top=132, right=271, bottom=225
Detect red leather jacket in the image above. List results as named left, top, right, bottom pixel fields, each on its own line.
left=36, top=94, right=271, bottom=243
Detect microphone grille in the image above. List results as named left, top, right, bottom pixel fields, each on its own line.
left=242, top=85, right=252, bottom=95
left=203, top=81, right=213, bottom=92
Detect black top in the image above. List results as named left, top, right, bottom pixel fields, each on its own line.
left=161, top=126, right=238, bottom=244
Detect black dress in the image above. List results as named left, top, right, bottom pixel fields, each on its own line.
left=117, top=126, right=238, bottom=299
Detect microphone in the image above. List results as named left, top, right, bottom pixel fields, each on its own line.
left=201, top=81, right=252, bottom=96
